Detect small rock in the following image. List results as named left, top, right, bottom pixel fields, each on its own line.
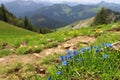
left=34, top=45, right=38, bottom=48
left=112, top=41, right=120, bottom=51
left=45, top=52, right=51, bottom=56
left=19, top=44, right=26, bottom=48
left=36, top=68, right=46, bottom=74
left=0, top=58, right=5, bottom=62
left=47, top=39, right=52, bottom=42
left=64, top=38, right=67, bottom=41
left=9, top=48, right=15, bottom=51
left=62, top=44, right=71, bottom=49
left=33, top=53, right=40, bottom=58
left=69, top=47, right=74, bottom=51
left=58, top=45, right=62, bottom=48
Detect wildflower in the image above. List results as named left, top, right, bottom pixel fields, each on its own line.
left=48, top=76, right=52, bottom=80
left=96, top=48, right=101, bottom=53
left=66, top=55, right=71, bottom=60
left=102, top=54, right=108, bottom=58
left=60, top=56, right=64, bottom=61
left=72, top=50, right=78, bottom=55
left=85, top=47, right=91, bottom=51
left=57, top=71, right=62, bottom=75
left=80, top=48, right=85, bottom=53
left=104, top=43, right=113, bottom=48
left=62, top=61, right=67, bottom=66
left=66, top=50, right=71, bottom=55
left=70, top=53, right=75, bottom=57
left=92, top=46, right=97, bottom=49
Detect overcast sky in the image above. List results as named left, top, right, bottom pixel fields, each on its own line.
left=0, top=0, right=120, bottom=4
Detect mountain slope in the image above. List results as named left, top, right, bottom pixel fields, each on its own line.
left=30, top=14, right=66, bottom=29
left=0, top=21, right=36, bottom=37
left=64, top=17, right=94, bottom=29
left=30, top=4, right=99, bottom=28
left=4, top=0, right=52, bottom=17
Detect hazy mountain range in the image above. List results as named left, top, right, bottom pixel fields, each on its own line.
left=3, top=0, right=120, bottom=28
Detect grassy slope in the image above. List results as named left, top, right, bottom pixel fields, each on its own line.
left=0, top=20, right=120, bottom=79
left=0, top=21, right=37, bottom=56
left=0, top=21, right=36, bottom=38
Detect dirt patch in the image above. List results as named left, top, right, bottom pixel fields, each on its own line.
left=112, top=41, right=120, bottom=51
left=0, top=36, right=95, bottom=66
left=0, top=36, right=96, bottom=79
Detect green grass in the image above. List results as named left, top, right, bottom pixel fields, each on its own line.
left=0, top=20, right=120, bottom=80
left=0, top=21, right=120, bottom=57
left=0, top=21, right=37, bottom=46
left=48, top=44, right=120, bottom=80
left=0, top=49, right=12, bottom=57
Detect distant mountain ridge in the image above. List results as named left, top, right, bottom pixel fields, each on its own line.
left=4, top=0, right=53, bottom=17
left=3, top=1, right=120, bottom=29
left=29, top=4, right=99, bottom=28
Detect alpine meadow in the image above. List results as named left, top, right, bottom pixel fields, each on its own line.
left=0, top=0, right=120, bottom=80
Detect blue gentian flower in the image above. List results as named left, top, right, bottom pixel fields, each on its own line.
left=92, top=46, right=97, bottom=49
left=62, top=61, right=67, bottom=66
left=66, top=55, right=71, bottom=60
left=102, top=54, right=108, bottom=58
left=64, top=56, right=68, bottom=60
left=96, top=48, right=101, bottom=53
left=85, top=47, right=91, bottom=51
left=70, top=53, right=75, bottom=57
left=66, top=50, right=71, bottom=55
left=104, top=43, right=112, bottom=48
left=60, top=56, right=64, bottom=61
left=72, top=50, right=78, bottom=55
left=57, top=71, right=62, bottom=75
left=80, top=48, right=85, bottom=53
left=48, top=76, right=52, bottom=80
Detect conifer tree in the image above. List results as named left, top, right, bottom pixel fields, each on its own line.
left=93, top=7, right=108, bottom=25
left=1, top=4, right=8, bottom=22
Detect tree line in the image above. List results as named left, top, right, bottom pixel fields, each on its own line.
left=0, top=4, right=51, bottom=34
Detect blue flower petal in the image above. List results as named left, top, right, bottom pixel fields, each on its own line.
left=102, top=54, right=108, bottom=58
left=80, top=48, right=85, bottom=53
left=48, top=76, right=52, bottom=80
left=62, top=61, right=67, bottom=66
left=57, top=71, right=62, bottom=75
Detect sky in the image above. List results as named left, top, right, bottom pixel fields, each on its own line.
left=0, top=0, right=120, bottom=4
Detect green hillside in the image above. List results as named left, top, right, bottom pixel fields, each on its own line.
left=0, top=21, right=36, bottom=37
left=0, top=21, right=38, bottom=56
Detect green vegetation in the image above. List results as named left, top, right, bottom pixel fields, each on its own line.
left=0, top=20, right=120, bottom=56
left=0, top=4, right=51, bottom=33
left=48, top=44, right=120, bottom=80
left=0, top=15, right=120, bottom=80
left=92, top=7, right=120, bottom=25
